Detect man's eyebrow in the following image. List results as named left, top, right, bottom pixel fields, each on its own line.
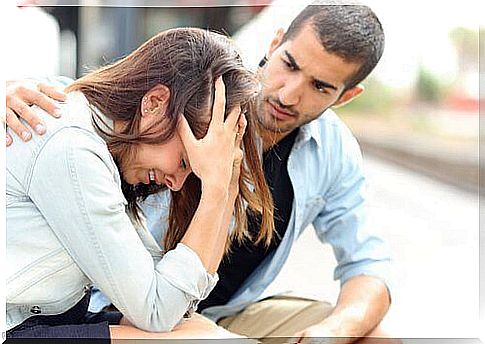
left=284, top=50, right=337, bottom=91
left=314, top=78, right=338, bottom=91
left=284, top=51, right=300, bottom=70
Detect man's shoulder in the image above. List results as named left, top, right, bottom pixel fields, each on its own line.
left=313, top=108, right=354, bottom=135
left=307, top=108, right=361, bottom=156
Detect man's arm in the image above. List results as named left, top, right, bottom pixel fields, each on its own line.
left=5, top=77, right=69, bottom=145
left=298, top=124, right=392, bottom=343
left=294, top=275, right=390, bottom=342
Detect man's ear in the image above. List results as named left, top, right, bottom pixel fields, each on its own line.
left=141, top=84, right=170, bottom=118
left=333, top=84, right=365, bottom=108
left=267, top=28, right=285, bottom=58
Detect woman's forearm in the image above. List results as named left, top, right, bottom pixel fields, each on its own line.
left=208, top=190, right=238, bottom=272
left=180, top=185, right=229, bottom=274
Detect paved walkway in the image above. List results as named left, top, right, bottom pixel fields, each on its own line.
left=263, top=154, right=480, bottom=338
left=341, top=110, right=479, bottom=193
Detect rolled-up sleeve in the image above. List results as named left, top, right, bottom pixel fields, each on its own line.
left=27, top=127, right=217, bottom=332
left=312, top=134, right=392, bottom=298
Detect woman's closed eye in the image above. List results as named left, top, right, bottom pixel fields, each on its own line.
left=181, top=158, right=188, bottom=170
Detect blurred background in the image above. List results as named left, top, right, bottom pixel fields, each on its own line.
left=4, top=0, right=483, bottom=339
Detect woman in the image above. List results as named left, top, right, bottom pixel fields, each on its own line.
left=6, top=27, right=274, bottom=340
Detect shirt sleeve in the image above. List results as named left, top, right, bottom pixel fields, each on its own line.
left=140, top=191, right=171, bottom=245
left=312, top=133, right=392, bottom=299
left=27, top=127, right=217, bottom=332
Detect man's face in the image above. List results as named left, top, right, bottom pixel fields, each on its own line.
left=258, top=23, right=361, bottom=134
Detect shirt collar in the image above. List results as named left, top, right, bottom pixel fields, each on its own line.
left=294, top=116, right=323, bottom=149
left=256, top=109, right=327, bottom=153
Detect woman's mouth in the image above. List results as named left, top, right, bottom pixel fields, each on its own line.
left=148, top=169, right=156, bottom=183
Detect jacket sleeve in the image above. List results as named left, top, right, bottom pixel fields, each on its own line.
left=27, top=127, right=218, bottom=332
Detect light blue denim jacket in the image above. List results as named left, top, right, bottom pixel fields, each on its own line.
left=6, top=91, right=218, bottom=331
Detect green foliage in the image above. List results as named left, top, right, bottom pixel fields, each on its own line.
left=415, top=66, right=443, bottom=104
left=338, top=77, right=397, bottom=115
left=449, top=27, right=479, bottom=57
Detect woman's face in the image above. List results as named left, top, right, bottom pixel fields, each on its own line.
left=122, top=132, right=191, bottom=191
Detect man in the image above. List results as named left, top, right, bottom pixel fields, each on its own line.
left=5, top=3, right=395, bottom=342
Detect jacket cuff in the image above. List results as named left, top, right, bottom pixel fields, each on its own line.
left=155, top=243, right=219, bottom=301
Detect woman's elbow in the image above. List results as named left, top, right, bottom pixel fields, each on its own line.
left=127, top=311, right=184, bottom=333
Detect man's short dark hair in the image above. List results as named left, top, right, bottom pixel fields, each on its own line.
left=281, top=2, right=385, bottom=92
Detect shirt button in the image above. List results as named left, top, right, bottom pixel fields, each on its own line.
left=30, top=306, right=42, bottom=314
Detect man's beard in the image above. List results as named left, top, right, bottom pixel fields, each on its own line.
left=256, top=96, right=297, bottom=134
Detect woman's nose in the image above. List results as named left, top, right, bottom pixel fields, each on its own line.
left=165, top=169, right=191, bottom=191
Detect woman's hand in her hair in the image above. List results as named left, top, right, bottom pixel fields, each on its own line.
left=177, top=77, right=242, bottom=196
left=227, top=112, right=247, bottom=205
left=5, top=80, right=66, bottom=146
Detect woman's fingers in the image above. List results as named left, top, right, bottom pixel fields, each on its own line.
left=235, top=113, right=247, bottom=148
left=177, top=115, right=197, bottom=149
left=209, top=77, right=226, bottom=130
left=238, top=112, right=247, bottom=136
left=177, top=74, right=247, bottom=191
left=225, top=105, right=241, bottom=132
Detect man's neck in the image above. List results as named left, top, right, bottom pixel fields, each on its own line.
left=257, top=123, right=294, bottom=152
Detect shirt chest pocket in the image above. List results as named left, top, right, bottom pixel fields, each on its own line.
left=300, top=196, right=326, bottom=229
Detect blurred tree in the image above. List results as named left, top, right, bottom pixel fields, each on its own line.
left=447, top=27, right=479, bottom=111
left=449, top=27, right=479, bottom=75
left=339, top=77, right=397, bottom=115
left=415, top=65, right=443, bottom=104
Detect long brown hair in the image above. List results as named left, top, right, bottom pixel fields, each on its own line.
left=66, top=28, right=274, bottom=251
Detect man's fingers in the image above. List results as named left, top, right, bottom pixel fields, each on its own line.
left=7, top=96, right=46, bottom=135
left=31, top=85, right=63, bottom=118
left=5, top=108, right=32, bottom=142
left=210, top=76, right=226, bottom=127
left=177, top=115, right=197, bottom=148
left=16, top=85, right=61, bottom=117
left=38, top=83, right=67, bottom=103
left=6, top=133, right=13, bottom=147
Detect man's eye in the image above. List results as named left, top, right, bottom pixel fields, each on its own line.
left=314, top=82, right=328, bottom=94
left=283, top=59, right=296, bottom=71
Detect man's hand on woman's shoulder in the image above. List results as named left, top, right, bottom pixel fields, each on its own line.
left=4, top=80, right=67, bottom=146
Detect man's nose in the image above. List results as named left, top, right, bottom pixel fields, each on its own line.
left=278, top=75, right=303, bottom=107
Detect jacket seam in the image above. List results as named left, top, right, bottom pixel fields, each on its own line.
left=65, top=137, right=128, bottom=312
left=8, top=259, right=78, bottom=300
left=24, top=127, right=99, bottom=194
left=7, top=248, right=65, bottom=283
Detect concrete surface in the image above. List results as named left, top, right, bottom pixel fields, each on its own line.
left=263, top=154, right=480, bottom=339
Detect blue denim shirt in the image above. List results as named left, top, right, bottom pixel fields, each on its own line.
left=6, top=91, right=218, bottom=331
